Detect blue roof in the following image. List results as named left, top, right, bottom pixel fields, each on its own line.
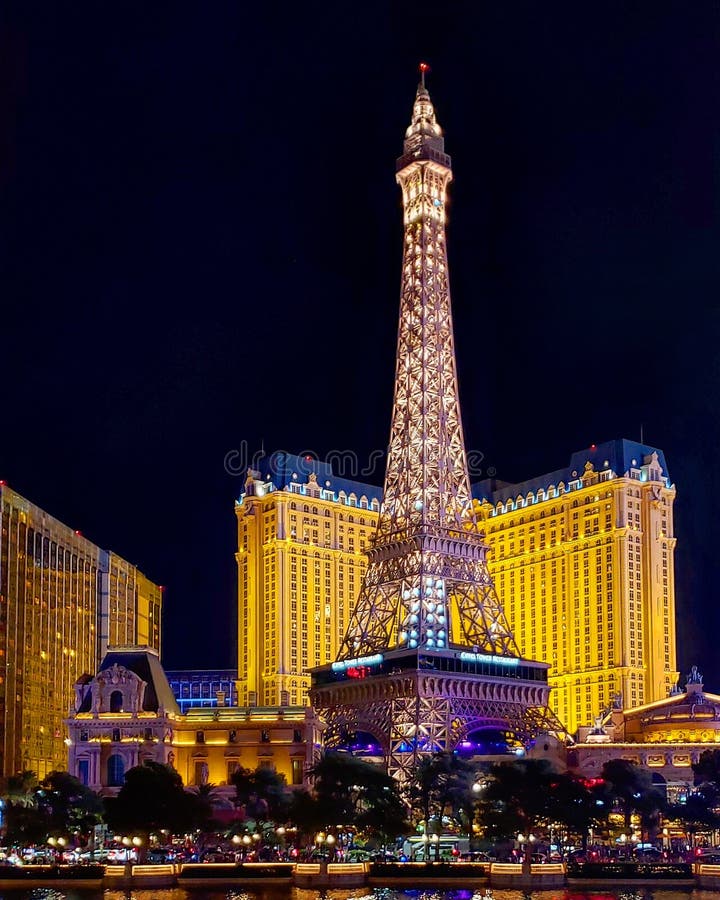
left=472, top=439, right=671, bottom=504
left=244, top=451, right=382, bottom=503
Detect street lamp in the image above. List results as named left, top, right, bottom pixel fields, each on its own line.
left=517, top=833, right=534, bottom=870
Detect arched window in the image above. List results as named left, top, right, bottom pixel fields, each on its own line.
left=109, top=690, right=123, bottom=713
left=107, top=754, right=125, bottom=787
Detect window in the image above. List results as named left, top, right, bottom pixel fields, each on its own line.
left=196, top=731, right=205, bottom=744
left=112, top=728, right=121, bottom=743
left=78, top=758, right=90, bottom=786
left=228, top=729, right=237, bottom=743
left=109, top=690, right=123, bottom=713
left=107, top=754, right=125, bottom=787
left=293, top=728, right=302, bottom=743
left=291, top=758, right=304, bottom=785
left=261, top=730, right=271, bottom=743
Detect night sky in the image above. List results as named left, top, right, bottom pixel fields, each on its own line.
left=2, top=3, right=719, bottom=683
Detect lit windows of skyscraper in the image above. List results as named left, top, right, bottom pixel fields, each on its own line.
left=236, top=441, right=678, bottom=735
left=0, top=483, right=162, bottom=777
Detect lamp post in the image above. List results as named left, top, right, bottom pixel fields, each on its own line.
left=326, top=833, right=336, bottom=861
left=517, top=832, right=534, bottom=874
left=430, top=832, right=439, bottom=862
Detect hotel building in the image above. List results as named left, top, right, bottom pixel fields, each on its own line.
left=473, top=439, right=678, bottom=733
left=0, top=483, right=162, bottom=777
left=236, top=453, right=381, bottom=707
left=237, top=441, right=677, bottom=733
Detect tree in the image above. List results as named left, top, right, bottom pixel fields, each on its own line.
left=356, top=784, right=411, bottom=846
left=406, top=753, right=474, bottom=832
left=693, top=749, right=720, bottom=807
left=477, top=758, right=559, bottom=841
left=286, top=788, right=328, bottom=843
left=308, top=751, right=404, bottom=828
left=232, top=765, right=290, bottom=833
left=476, top=759, right=563, bottom=873
left=189, top=782, right=223, bottom=833
left=288, top=751, right=409, bottom=853
left=38, top=771, right=103, bottom=840
left=667, top=792, right=720, bottom=847
left=600, top=758, right=665, bottom=837
left=106, top=760, right=200, bottom=836
left=3, top=770, right=39, bottom=807
left=547, top=773, right=608, bottom=850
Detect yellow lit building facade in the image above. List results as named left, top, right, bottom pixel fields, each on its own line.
left=236, top=442, right=677, bottom=735
left=236, top=454, right=381, bottom=707
left=104, top=556, right=162, bottom=654
left=0, top=483, right=162, bottom=778
left=474, top=440, right=678, bottom=734
left=66, top=647, right=321, bottom=795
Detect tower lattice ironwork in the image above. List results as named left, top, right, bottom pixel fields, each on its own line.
left=310, top=68, right=565, bottom=781
left=339, top=69, right=516, bottom=661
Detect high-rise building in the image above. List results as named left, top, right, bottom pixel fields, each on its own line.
left=237, top=438, right=678, bottom=736
left=473, top=440, right=678, bottom=733
left=236, top=454, right=381, bottom=707
left=0, top=483, right=162, bottom=777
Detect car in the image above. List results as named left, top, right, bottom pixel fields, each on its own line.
left=635, top=847, right=663, bottom=859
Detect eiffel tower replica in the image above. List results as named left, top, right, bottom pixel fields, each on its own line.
left=310, top=67, right=565, bottom=781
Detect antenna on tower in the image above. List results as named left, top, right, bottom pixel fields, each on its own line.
left=419, top=61, right=430, bottom=88
left=640, top=424, right=644, bottom=445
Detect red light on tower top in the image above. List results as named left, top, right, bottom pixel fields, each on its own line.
left=419, top=61, right=430, bottom=87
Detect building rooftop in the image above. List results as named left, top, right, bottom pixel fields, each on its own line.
left=78, top=646, right=181, bottom=716
left=472, top=439, right=671, bottom=505
left=240, top=451, right=382, bottom=505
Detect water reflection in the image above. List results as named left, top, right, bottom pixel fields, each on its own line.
left=0, top=890, right=713, bottom=900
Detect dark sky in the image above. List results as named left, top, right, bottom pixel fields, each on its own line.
left=2, top=2, right=719, bottom=682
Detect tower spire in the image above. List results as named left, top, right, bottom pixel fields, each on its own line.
left=338, top=73, right=518, bottom=660
left=310, top=72, right=565, bottom=782
left=419, top=61, right=429, bottom=89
